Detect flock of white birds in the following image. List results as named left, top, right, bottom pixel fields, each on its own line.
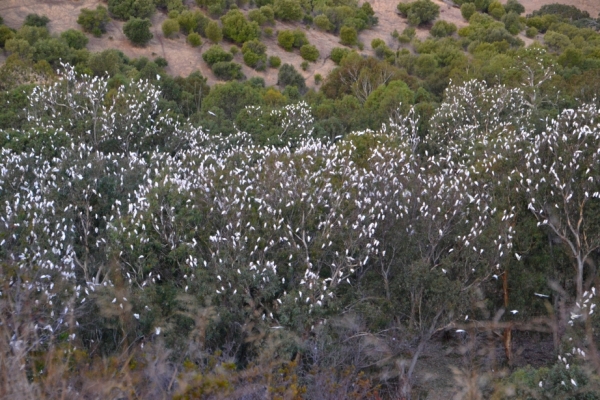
left=1, top=55, right=598, bottom=380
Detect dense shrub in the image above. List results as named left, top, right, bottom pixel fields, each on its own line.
left=314, top=14, right=332, bottom=31
left=525, top=26, right=538, bottom=38
left=212, top=61, right=244, bottom=80
left=340, top=25, right=357, bottom=45
left=60, top=29, right=89, bottom=49
left=202, top=45, right=233, bottom=66
left=177, top=10, right=209, bottom=35
left=187, top=32, right=202, bottom=46
left=277, top=29, right=308, bottom=51
left=397, top=0, right=440, bottom=26
left=205, top=20, right=223, bottom=43
left=162, top=19, right=180, bottom=38
left=268, top=55, right=281, bottom=68
left=273, top=0, right=303, bottom=21
left=108, top=0, right=155, bottom=20
left=77, top=6, right=111, bottom=37
left=430, top=20, right=457, bottom=37
left=300, top=44, right=319, bottom=62
left=530, top=3, right=590, bottom=21
left=123, top=17, right=153, bottom=46
left=504, top=0, right=525, bottom=15
left=488, top=1, right=506, bottom=20
left=461, top=3, right=477, bottom=21
left=277, top=63, right=306, bottom=92
left=24, top=14, right=50, bottom=28
left=330, top=47, right=350, bottom=64
left=242, top=39, right=267, bottom=69
left=221, top=9, right=260, bottom=44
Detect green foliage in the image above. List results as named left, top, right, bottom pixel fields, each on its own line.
left=268, top=55, right=281, bottom=68
left=60, top=29, right=89, bottom=50
left=273, top=0, right=303, bottom=21
left=123, top=17, right=153, bottom=46
left=525, top=26, right=538, bottom=38
left=371, top=38, right=385, bottom=50
left=108, top=0, right=155, bottom=20
left=77, top=6, right=111, bottom=37
left=277, top=29, right=307, bottom=51
left=23, top=14, right=50, bottom=28
left=502, top=11, right=524, bottom=35
left=201, top=81, right=261, bottom=120
left=212, top=61, right=244, bottom=80
left=544, top=30, right=570, bottom=52
left=504, top=0, right=524, bottom=15
left=277, top=63, right=306, bottom=93
left=460, top=3, right=477, bottom=21
left=300, top=60, right=309, bottom=70
left=187, top=32, right=202, bottom=47
left=487, top=1, right=505, bottom=20
left=205, top=21, right=223, bottom=43
left=340, top=25, right=357, bottom=45
left=277, top=30, right=294, bottom=51
left=32, top=38, right=73, bottom=66
left=300, top=44, right=319, bottom=62
left=203, top=45, right=233, bottom=66
left=531, top=3, right=590, bottom=21
left=260, top=6, right=275, bottom=24
left=220, top=9, right=260, bottom=44
left=248, top=9, right=267, bottom=26
left=162, top=19, right=180, bottom=38
left=177, top=10, right=210, bottom=35
left=397, top=0, right=440, bottom=26
left=0, top=26, right=15, bottom=49
left=330, top=47, right=350, bottom=64
left=314, top=14, right=332, bottom=31
left=430, top=20, right=457, bottom=37
left=87, top=49, right=126, bottom=76
left=242, top=39, right=267, bottom=69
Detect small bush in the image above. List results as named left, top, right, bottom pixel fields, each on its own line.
left=187, top=32, right=202, bottom=46
left=314, top=73, right=322, bottom=85
left=268, top=55, right=281, bottom=68
left=300, top=44, right=319, bottom=62
left=300, top=60, right=309, bottom=70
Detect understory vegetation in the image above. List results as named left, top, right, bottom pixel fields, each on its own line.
left=2, top=2, right=600, bottom=399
